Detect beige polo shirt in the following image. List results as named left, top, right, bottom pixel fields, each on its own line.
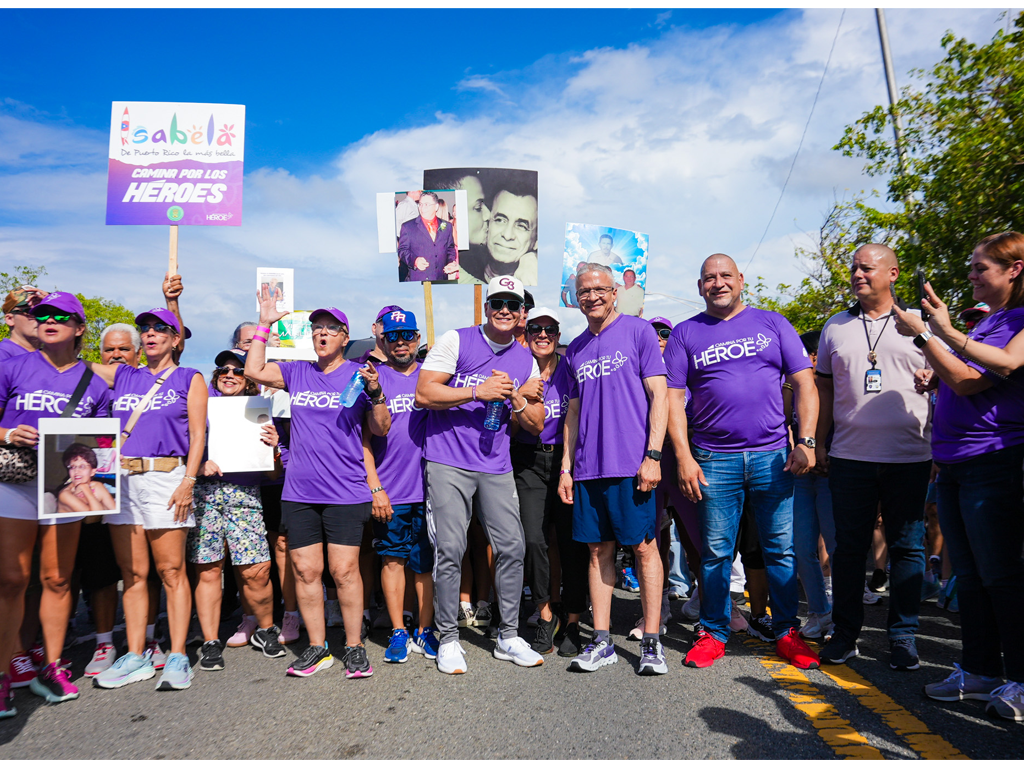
left=816, top=302, right=932, bottom=463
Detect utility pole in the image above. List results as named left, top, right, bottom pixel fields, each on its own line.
left=875, top=9, right=909, bottom=180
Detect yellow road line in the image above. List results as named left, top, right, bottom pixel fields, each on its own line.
left=817, top=663, right=968, bottom=760
left=742, top=638, right=883, bottom=759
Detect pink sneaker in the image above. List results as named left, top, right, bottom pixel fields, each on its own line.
left=227, top=615, right=257, bottom=647
left=8, top=653, right=36, bottom=689
left=280, top=613, right=300, bottom=645
left=28, top=644, right=44, bottom=669
left=29, top=661, right=79, bottom=703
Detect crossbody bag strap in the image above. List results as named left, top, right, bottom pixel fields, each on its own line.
left=59, top=367, right=95, bottom=418
left=120, top=366, right=177, bottom=441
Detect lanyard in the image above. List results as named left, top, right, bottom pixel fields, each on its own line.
left=860, top=310, right=893, bottom=366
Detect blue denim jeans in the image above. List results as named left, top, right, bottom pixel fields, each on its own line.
left=937, top=444, right=1024, bottom=682
left=792, top=473, right=835, bottom=615
left=828, top=457, right=930, bottom=642
left=694, top=447, right=798, bottom=642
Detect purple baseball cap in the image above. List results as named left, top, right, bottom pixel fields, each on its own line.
left=375, top=305, right=404, bottom=322
left=31, top=291, right=86, bottom=322
left=648, top=316, right=674, bottom=330
left=311, top=307, right=350, bottom=329
left=135, top=307, right=181, bottom=334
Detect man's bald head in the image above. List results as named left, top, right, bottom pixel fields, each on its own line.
left=698, top=253, right=746, bottom=319
left=852, top=243, right=898, bottom=270
left=701, top=253, right=740, bottom=279
left=851, top=243, right=900, bottom=309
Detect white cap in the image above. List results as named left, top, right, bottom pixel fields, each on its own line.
left=486, top=275, right=525, bottom=302
left=527, top=306, right=560, bottom=324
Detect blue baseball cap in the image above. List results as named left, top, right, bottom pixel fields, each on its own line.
left=380, top=309, right=418, bottom=333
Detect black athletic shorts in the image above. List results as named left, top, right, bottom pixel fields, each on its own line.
left=77, top=522, right=122, bottom=591
left=261, top=484, right=284, bottom=534
left=281, top=501, right=371, bottom=549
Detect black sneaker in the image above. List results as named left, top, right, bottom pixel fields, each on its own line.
left=487, top=602, right=500, bottom=639
left=342, top=645, right=373, bottom=679
left=746, top=613, right=774, bottom=642
left=868, top=568, right=888, bottom=593
left=889, top=636, right=920, bottom=671
left=531, top=615, right=561, bottom=654
left=286, top=644, right=333, bottom=677
left=819, top=634, right=859, bottom=665
left=557, top=622, right=583, bottom=657
left=251, top=626, right=286, bottom=659
left=200, top=640, right=224, bottom=671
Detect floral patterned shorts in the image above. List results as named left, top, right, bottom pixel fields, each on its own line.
left=187, top=479, right=271, bottom=565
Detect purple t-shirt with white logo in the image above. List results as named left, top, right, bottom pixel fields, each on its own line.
left=932, top=308, right=1024, bottom=463
left=0, top=339, right=31, bottom=364
left=372, top=364, right=427, bottom=504
left=665, top=307, right=810, bottom=452
left=565, top=314, right=667, bottom=480
left=0, top=352, right=111, bottom=437
left=278, top=360, right=372, bottom=505
left=424, top=326, right=536, bottom=474
left=113, top=365, right=201, bottom=457
left=515, top=354, right=573, bottom=446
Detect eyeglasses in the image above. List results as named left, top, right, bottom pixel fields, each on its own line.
left=311, top=322, right=347, bottom=336
left=576, top=287, right=613, bottom=300
left=136, top=322, right=173, bottom=335
left=9, top=307, right=31, bottom=317
left=384, top=330, right=418, bottom=343
left=656, top=328, right=672, bottom=340
left=488, top=298, right=522, bottom=313
left=215, top=366, right=245, bottom=377
left=526, top=324, right=559, bottom=337
left=35, top=314, right=74, bottom=324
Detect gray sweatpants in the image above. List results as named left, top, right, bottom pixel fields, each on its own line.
left=425, top=461, right=525, bottom=645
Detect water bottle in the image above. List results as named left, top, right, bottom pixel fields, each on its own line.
left=340, top=370, right=365, bottom=408
left=483, top=399, right=505, bottom=431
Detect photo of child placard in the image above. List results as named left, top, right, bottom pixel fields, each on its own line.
left=37, top=418, right=121, bottom=520
left=207, top=396, right=275, bottom=473
left=256, top=267, right=294, bottom=314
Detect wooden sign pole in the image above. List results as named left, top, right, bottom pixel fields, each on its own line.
left=474, top=284, right=482, bottom=326
left=169, top=225, right=179, bottom=275
left=423, top=282, right=435, bottom=347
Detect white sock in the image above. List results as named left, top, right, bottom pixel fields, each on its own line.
left=460, top=601, right=473, bottom=611
left=146, top=624, right=156, bottom=641
left=285, top=610, right=299, bottom=618
left=96, top=631, right=113, bottom=645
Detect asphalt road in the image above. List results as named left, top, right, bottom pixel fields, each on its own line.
left=1, top=587, right=1021, bottom=760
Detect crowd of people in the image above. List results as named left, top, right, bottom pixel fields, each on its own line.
left=0, top=232, right=1022, bottom=725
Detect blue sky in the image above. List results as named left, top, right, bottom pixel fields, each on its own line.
left=0, top=8, right=1013, bottom=364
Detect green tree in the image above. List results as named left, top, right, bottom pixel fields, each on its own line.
left=0, top=264, right=135, bottom=362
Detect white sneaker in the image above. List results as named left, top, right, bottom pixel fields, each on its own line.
left=325, top=600, right=343, bottom=627
left=85, top=643, right=117, bottom=677
left=436, top=641, right=468, bottom=674
left=729, top=600, right=748, bottom=632
left=682, top=592, right=701, bottom=621
left=146, top=639, right=168, bottom=669
left=494, top=635, right=544, bottom=667
left=863, top=584, right=880, bottom=605
left=800, top=612, right=834, bottom=641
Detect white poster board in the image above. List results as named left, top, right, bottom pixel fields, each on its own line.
left=38, top=418, right=121, bottom=519
left=207, top=396, right=274, bottom=473
left=256, top=267, right=294, bottom=314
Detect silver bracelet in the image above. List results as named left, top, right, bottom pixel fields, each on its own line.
left=511, top=401, right=528, bottom=414
left=3, top=429, right=13, bottom=445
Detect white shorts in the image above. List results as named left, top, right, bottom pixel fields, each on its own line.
left=0, top=480, right=82, bottom=526
left=105, top=463, right=195, bottom=530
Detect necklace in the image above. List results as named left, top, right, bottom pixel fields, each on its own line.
left=860, top=308, right=893, bottom=366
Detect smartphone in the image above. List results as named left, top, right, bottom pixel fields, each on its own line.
left=917, top=270, right=930, bottom=322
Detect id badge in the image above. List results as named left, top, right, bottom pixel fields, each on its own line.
left=865, top=368, right=882, bottom=393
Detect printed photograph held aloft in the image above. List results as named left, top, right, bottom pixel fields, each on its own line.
left=376, top=190, right=468, bottom=283
left=422, top=168, right=538, bottom=286
left=561, top=223, right=649, bottom=316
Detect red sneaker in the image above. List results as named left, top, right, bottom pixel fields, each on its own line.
left=776, top=627, right=820, bottom=669
left=28, top=644, right=44, bottom=669
left=8, top=653, right=36, bottom=689
left=684, top=630, right=725, bottom=668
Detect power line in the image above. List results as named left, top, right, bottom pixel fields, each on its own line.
left=743, top=8, right=846, bottom=274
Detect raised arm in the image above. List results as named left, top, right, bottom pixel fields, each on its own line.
left=163, top=272, right=185, bottom=354
left=244, top=284, right=287, bottom=389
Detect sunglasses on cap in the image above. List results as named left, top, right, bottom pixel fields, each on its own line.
left=526, top=323, right=559, bottom=336
left=655, top=327, right=672, bottom=340
left=36, top=314, right=75, bottom=324
left=137, top=322, right=174, bottom=335
left=384, top=330, right=418, bottom=343
left=215, top=366, right=245, bottom=377
left=488, top=298, right=522, bottom=313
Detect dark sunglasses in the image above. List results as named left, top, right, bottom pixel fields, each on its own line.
left=9, top=307, right=32, bottom=317
left=35, top=314, right=74, bottom=324
left=137, top=322, right=174, bottom=335
left=526, top=324, right=559, bottom=336
left=215, top=366, right=245, bottom=377
left=384, top=330, right=418, bottom=343
left=488, top=298, right=522, bottom=313
left=656, top=328, right=672, bottom=340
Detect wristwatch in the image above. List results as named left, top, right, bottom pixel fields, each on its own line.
left=370, top=392, right=386, bottom=406
left=913, top=331, right=934, bottom=349
left=644, top=449, right=663, bottom=461
left=797, top=437, right=816, bottom=449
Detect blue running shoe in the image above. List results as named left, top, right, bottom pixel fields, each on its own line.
left=93, top=651, right=156, bottom=689
left=384, top=629, right=410, bottom=664
left=155, top=653, right=193, bottom=691
left=410, top=627, right=439, bottom=660
left=621, top=568, right=640, bottom=593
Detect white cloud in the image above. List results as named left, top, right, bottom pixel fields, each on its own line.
left=0, top=9, right=1008, bottom=363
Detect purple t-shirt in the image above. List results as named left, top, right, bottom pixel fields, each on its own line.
left=278, top=359, right=371, bottom=505
left=113, top=365, right=201, bottom=458
left=665, top=307, right=810, bottom=452
left=565, top=314, right=667, bottom=480
left=424, top=326, right=536, bottom=475
left=372, top=364, right=427, bottom=504
left=0, top=339, right=31, bottom=364
left=0, top=352, right=111, bottom=437
left=932, top=308, right=1024, bottom=463
left=515, top=354, right=573, bottom=446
